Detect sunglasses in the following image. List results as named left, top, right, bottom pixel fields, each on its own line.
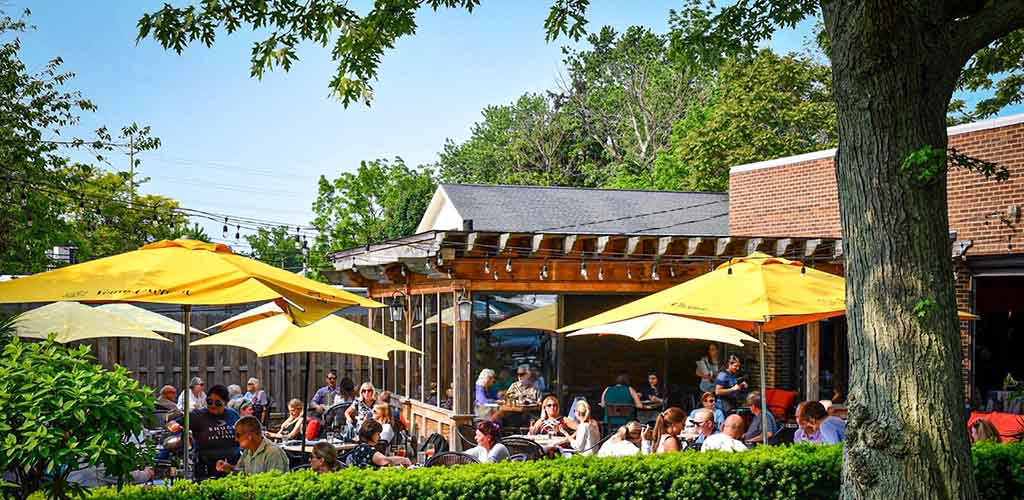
left=361, top=389, right=374, bottom=393
left=703, top=399, right=715, bottom=403
left=206, top=398, right=224, bottom=407
left=544, top=403, right=558, bottom=408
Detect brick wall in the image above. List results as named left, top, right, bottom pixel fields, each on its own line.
left=729, top=116, right=1024, bottom=252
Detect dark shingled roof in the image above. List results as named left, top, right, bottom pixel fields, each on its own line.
left=440, top=184, right=729, bottom=235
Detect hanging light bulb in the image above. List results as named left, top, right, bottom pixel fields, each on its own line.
left=446, top=268, right=454, bottom=279
left=400, top=265, right=407, bottom=278
left=580, top=259, right=588, bottom=279
left=505, top=257, right=513, bottom=273
left=235, top=225, right=240, bottom=240
left=493, top=271, right=499, bottom=280
left=669, top=265, right=676, bottom=278
left=222, top=217, right=228, bottom=235
left=627, top=264, right=633, bottom=280
left=597, top=262, right=605, bottom=281
left=437, top=253, right=444, bottom=266
left=302, top=236, right=309, bottom=250
left=483, top=256, right=491, bottom=274
left=539, top=260, right=550, bottom=280
left=651, top=265, right=660, bottom=281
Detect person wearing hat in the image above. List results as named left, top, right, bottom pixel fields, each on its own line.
left=178, top=376, right=207, bottom=411
left=503, top=365, right=540, bottom=406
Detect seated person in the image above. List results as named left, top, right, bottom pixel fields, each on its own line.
left=155, top=385, right=179, bottom=413
left=558, top=400, right=601, bottom=456
left=600, top=373, right=644, bottom=427
left=464, top=420, right=510, bottom=463
left=970, top=419, right=1000, bottom=444
left=264, top=399, right=305, bottom=441
left=682, top=408, right=717, bottom=446
left=639, top=372, right=665, bottom=407
left=216, top=416, right=289, bottom=475
left=238, top=401, right=255, bottom=419
left=345, top=419, right=412, bottom=468
left=345, top=383, right=377, bottom=435
left=687, top=392, right=725, bottom=430
left=714, top=355, right=747, bottom=412
left=310, top=442, right=340, bottom=473
left=653, top=407, right=687, bottom=453
left=475, top=368, right=499, bottom=410
left=503, top=365, right=541, bottom=405
left=597, top=421, right=643, bottom=457
left=226, top=384, right=245, bottom=413
left=166, top=384, right=239, bottom=481
left=794, top=401, right=846, bottom=445
left=529, top=394, right=577, bottom=435
left=743, top=392, right=778, bottom=443
left=372, top=403, right=395, bottom=443
left=377, top=390, right=407, bottom=433
left=701, top=414, right=749, bottom=452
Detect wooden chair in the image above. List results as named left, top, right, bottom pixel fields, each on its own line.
left=425, top=451, right=480, bottom=467
left=499, top=437, right=545, bottom=461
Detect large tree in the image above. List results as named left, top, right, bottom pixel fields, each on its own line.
left=138, top=2, right=1024, bottom=498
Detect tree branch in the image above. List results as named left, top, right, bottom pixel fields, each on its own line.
left=955, top=1, right=1024, bottom=60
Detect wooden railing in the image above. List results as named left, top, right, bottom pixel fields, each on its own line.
left=402, top=399, right=474, bottom=451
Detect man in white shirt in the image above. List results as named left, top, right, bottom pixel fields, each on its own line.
left=701, top=414, right=748, bottom=452
left=177, top=377, right=206, bottom=411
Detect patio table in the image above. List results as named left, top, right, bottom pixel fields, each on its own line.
left=506, top=434, right=565, bottom=453
left=281, top=440, right=357, bottom=454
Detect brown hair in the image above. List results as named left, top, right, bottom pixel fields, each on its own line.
left=971, top=419, right=1000, bottom=444
left=652, top=407, right=685, bottom=446
left=797, top=401, right=828, bottom=422
left=311, top=441, right=338, bottom=469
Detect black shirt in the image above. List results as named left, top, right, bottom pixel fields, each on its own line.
left=639, top=384, right=663, bottom=402
left=173, top=408, right=240, bottom=480
left=345, top=443, right=378, bottom=468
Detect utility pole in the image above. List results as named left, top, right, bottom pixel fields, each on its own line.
left=128, top=135, right=135, bottom=208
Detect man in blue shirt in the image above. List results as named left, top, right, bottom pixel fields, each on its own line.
left=714, top=355, right=747, bottom=412
left=309, top=369, right=340, bottom=417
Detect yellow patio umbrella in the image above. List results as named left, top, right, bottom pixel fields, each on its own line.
left=95, top=303, right=207, bottom=335
left=207, top=300, right=288, bottom=332
left=0, top=239, right=384, bottom=477
left=12, top=301, right=171, bottom=343
left=484, top=303, right=558, bottom=332
left=193, top=311, right=419, bottom=452
left=567, top=313, right=760, bottom=346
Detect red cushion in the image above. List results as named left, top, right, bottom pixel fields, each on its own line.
left=305, top=418, right=321, bottom=440
left=968, top=411, right=1023, bottom=443
left=765, top=389, right=799, bottom=421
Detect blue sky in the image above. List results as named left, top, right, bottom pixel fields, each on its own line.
left=11, top=1, right=1006, bottom=248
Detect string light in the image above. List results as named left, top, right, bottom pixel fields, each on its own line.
left=580, top=258, right=588, bottom=280
left=222, top=217, right=228, bottom=235
left=651, top=265, right=660, bottom=281
left=626, top=265, right=633, bottom=280
left=540, top=259, right=550, bottom=280
left=446, top=268, right=454, bottom=279
left=597, top=262, right=605, bottom=281
left=234, top=224, right=240, bottom=240
left=492, top=271, right=499, bottom=280
left=483, top=256, right=491, bottom=274
left=505, top=257, right=513, bottom=273
left=669, top=265, right=676, bottom=278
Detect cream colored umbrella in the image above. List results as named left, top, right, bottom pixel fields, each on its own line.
left=95, top=303, right=207, bottom=335
left=13, top=302, right=170, bottom=343
left=566, top=313, right=759, bottom=346
left=484, top=304, right=558, bottom=332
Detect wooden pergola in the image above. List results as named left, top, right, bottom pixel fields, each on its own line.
left=328, top=229, right=843, bottom=447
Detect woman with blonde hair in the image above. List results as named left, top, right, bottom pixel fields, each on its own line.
left=265, top=399, right=304, bottom=440
left=559, top=399, right=601, bottom=455
left=597, top=421, right=643, bottom=457
left=373, top=403, right=395, bottom=442
left=970, top=419, right=1000, bottom=444
left=529, top=394, right=576, bottom=435
left=653, top=407, right=686, bottom=453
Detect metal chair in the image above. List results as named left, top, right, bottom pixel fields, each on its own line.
left=499, top=437, right=545, bottom=461
left=508, top=453, right=528, bottom=462
left=290, top=463, right=311, bottom=472
left=561, top=431, right=614, bottom=457
left=455, top=424, right=477, bottom=450
left=425, top=451, right=480, bottom=467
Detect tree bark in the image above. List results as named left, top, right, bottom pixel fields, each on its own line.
left=821, top=3, right=977, bottom=499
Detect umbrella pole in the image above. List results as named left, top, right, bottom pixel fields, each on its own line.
left=300, top=351, right=311, bottom=454
left=757, top=324, right=768, bottom=445
left=182, top=304, right=192, bottom=480
left=662, top=339, right=668, bottom=409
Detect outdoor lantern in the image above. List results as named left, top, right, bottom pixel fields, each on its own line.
left=457, top=293, right=473, bottom=322
left=389, top=295, right=405, bottom=321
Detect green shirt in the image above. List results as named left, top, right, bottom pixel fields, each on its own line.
left=237, top=438, right=290, bottom=475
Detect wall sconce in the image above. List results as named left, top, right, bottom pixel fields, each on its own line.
left=456, top=291, right=473, bottom=322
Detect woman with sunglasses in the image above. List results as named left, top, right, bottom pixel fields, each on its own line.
left=166, top=384, right=240, bottom=480
left=687, top=392, right=724, bottom=431
left=265, top=399, right=305, bottom=441
left=528, top=394, right=577, bottom=435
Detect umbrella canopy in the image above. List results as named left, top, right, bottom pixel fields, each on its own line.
left=0, top=239, right=383, bottom=325
left=94, top=303, right=207, bottom=335
left=484, top=304, right=558, bottom=332
left=192, top=313, right=420, bottom=359
left=559, top=253, right=848, bottom=333
left=207, top=301, right=288, bottom=332
left=12, top=302, right=170, bottom=343
left=567, top=313, right=759, bottom=346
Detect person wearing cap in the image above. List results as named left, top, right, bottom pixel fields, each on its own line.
left=178, top=377, right=207, bottom=411
left=503, top=365, right=540, bottom=406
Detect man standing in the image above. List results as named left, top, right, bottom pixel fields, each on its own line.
left=701, top=414, right=748, bottom=452
left=714, top=355, right=747, bottom=412
left=503, top=365, right=540, bottom=405
left=309, top=369, right=340, bottom=416
left=177, top=377, right=206, bottom=411
left=743, top=392, right=777, bottom=444
left=168, top=384, right=240, bottom=480
left=216, top=416, right=289, bottom=475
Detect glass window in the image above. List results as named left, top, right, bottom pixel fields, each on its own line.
left=439, top=292, right=454, bottom=410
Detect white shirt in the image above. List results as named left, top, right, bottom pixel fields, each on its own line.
left=700, top=433, right=748, bottom=452
left=571, top=421, right=601, bottom=456
left=379, top=423, right=394, bottom=443
left=464, top=443, right=510, bottom=463
left=177, top=390, right=206, bottom=411
left=597, top=439, right=640, bottom=457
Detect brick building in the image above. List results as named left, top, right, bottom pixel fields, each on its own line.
left=730, top=113, right=1024, bottom=405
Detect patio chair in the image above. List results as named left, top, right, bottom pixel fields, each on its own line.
left=290, top=463, right=311, bottom=472
left=508, top=453, right=528, bottom=462
left=499, top=437, right=545, bottom=461
left=419, top=432, right=450, bottom=454
left=425, top=451, right=480, bottom=467
left=455, top=423, right=477, bottom=450
left=562, top=432, right=614, bottom=457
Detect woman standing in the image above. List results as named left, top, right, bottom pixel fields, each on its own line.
left=561, top=400, right=601, bottom=456
left=265, top=399, right=304, bottom=441
left=529, top=394, right=577, bottom=435
left=652, top=407, right=686, bottom=453
left=695, top=344, right=721, bottom=395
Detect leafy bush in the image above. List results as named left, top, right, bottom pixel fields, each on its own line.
left=89, top=442, right=1024, bottom=500
left=0, top=337, right=153, bottom=500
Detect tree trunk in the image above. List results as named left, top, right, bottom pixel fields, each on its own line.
left=822, top=4, right=977, bottom=500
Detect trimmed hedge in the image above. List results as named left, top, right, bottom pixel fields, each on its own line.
left=89, top=443, right=1024, bottom=500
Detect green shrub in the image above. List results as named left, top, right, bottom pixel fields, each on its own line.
left=0, top=337, right=153, bottom=500
left=972, top=441, right=1024, bottom=499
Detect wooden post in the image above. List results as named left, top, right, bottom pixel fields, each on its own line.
left=405, top=293, right=413, bottom=398
left=453, top=290, right=473, bottom=415
left=805, top=322, right=821, bottom=400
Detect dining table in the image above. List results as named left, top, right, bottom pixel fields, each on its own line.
left=507, top=433, right=565, bottom=453
left=281, top=439, right=357, bottom=454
